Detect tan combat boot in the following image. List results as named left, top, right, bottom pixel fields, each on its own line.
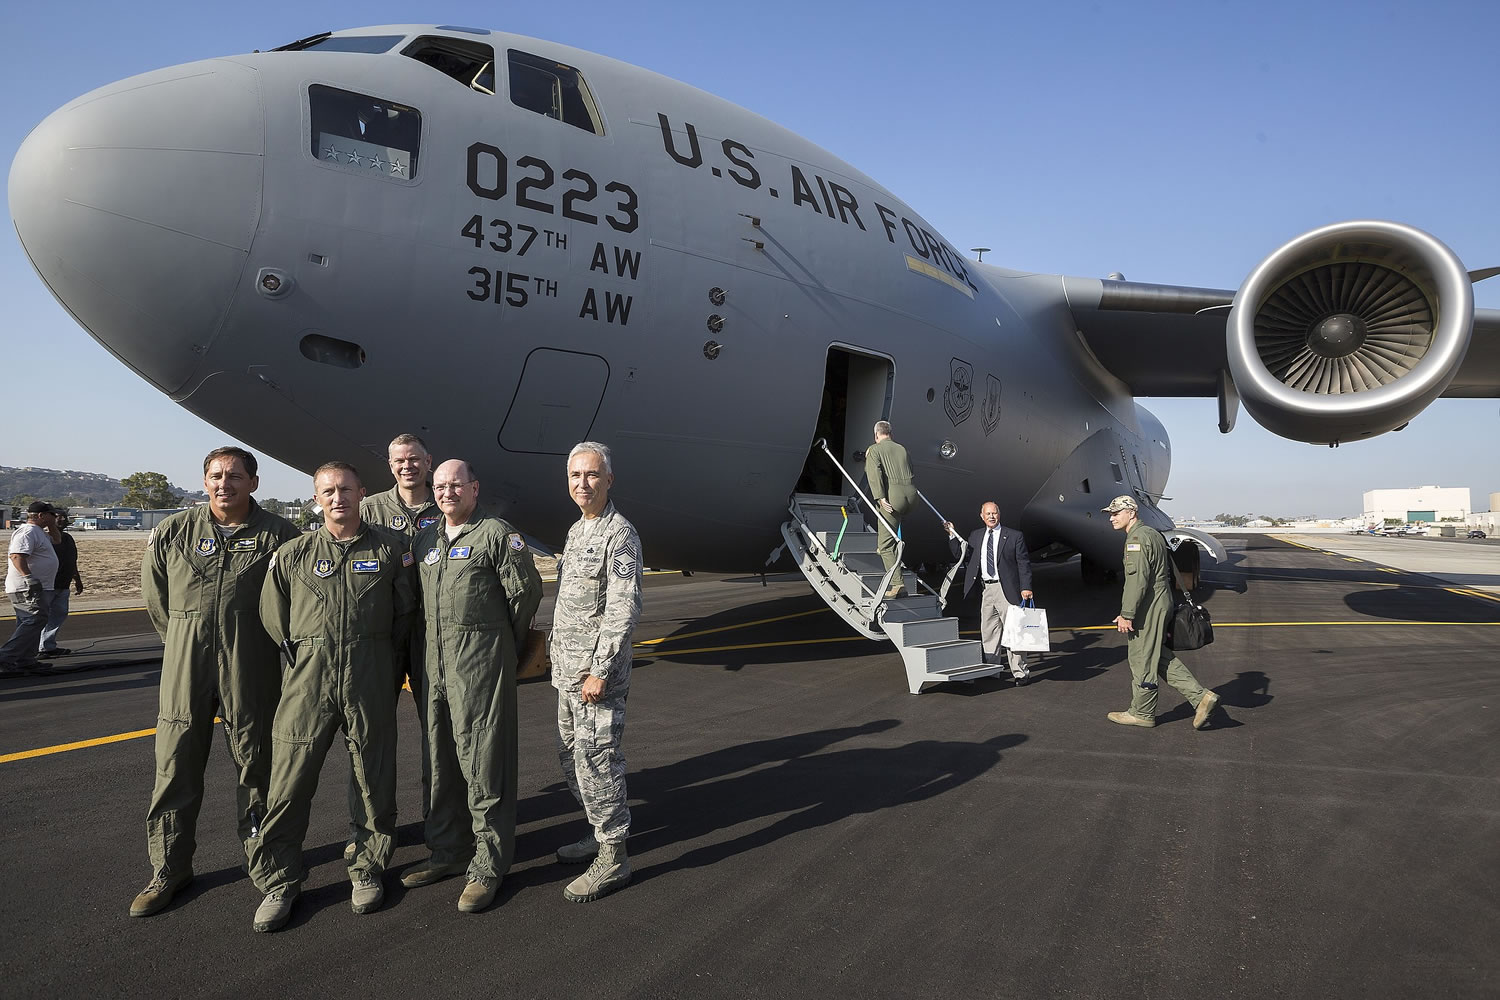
left=563, top=842, right=631, bottom=903
left=129, top=869, right=193, bottom=918
left=1107, top=711, right=1155, bottom=728
left=457, top=874, right=498, bottom=913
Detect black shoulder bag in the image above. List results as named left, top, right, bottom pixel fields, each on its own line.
left=1165, top=589, right=1213, bottom=651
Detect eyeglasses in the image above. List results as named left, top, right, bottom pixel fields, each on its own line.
left=433, top=481, right=474, bottom=494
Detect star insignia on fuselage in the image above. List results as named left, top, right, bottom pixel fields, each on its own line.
left=389, top=159, right=404, bottom=175
left=347, top=150, right=362, bottom=166
left=370, top=156, right=384, bottom=170
left=323, top=145, right=338, bottom=160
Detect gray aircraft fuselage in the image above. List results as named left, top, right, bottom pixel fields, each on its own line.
left=10, top=24, right=1171, bottom=570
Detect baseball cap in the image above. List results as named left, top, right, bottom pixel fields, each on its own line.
left=26, top=501, right=58, bottom=515
left=1101, top=495, right=1138, bottom=513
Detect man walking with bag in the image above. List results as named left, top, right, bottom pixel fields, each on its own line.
left=944, top=502, right=1036, bottom=686
left=1103, top=495, right=1218, bottom=730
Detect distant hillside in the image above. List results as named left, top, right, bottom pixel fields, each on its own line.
left=0, top=466, right=206, bottom=507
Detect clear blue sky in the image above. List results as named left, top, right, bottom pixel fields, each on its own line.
left=4, top=0, right=1497, bottom=516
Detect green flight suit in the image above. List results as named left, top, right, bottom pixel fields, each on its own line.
left=415, top=513, right=542, bottom=881
left=141, top=500, right=301, bottom=876
left=865, top=437, right=918, bottom=575
left=1119, top=521, right=1208, bottom=720
left=250, top=523, right=416, bottom=892
left=357, top=486, right=439, bottom=832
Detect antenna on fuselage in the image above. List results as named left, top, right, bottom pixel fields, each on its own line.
left=970, top=247, right=991, bottom=262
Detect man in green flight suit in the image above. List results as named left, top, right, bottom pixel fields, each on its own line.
left=864, top=420, right=918, bottom=598
left=351, top=432, right=439, bottom=862
left=400, top=458, right=542, bottom=913
left=1104, top=495, right=1219, bottom=730
left=249, top=461, right=417, bottom=932
left=131, top=447, right=300, bottom=918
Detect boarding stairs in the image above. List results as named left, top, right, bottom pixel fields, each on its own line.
left=774, top=442, right=1009, bottom=694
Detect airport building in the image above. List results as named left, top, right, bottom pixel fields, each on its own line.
left=1361, top=486, right=1470, bottom=525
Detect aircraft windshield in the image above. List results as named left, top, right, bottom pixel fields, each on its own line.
left=507, top=50, right=604, bottom=136
left=308, top=85, right=421, bottom=180
left=272, top=33, right=403, bottom=54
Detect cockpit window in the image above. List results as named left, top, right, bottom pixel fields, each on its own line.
left=402, top=36, right=496, bottom=95
left=507, top=50, right=604, bottom=135
left=309, top=85, right=421, bottom=180
left=274, top=33, right=403, bottom=54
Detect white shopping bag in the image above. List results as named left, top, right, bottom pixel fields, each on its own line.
left=1002, top=601, right=1051, bottom=652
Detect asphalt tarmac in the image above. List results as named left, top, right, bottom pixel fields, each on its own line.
left=1, top=535, right=1496, bottom=999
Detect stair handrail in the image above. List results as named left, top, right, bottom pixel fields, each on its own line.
left=813, top=438, right=911, bottom=602
left=915, top=489, right=963, bottom=613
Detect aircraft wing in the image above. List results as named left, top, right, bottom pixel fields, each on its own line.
left=1065, top=278, right=1500, bottom=400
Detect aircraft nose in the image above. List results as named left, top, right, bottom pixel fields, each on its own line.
left=9, top=59, right=264, bottom=395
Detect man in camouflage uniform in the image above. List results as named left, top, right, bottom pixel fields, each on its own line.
left=864, top=420, right=918, bottom=598
left=131, top=447, right=300, bottom=918
left=1104, top=495, right=1218, bottom=730
left=401, top=458, right=542, bottom=913
left=249, top=462, right=417, bottom=932
left=351, top=432, right=439, bottom=860
left=550, top=441, right=642, bottom=903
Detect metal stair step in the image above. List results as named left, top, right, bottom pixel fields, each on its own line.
left=882, top=617, right=958, bottom=646
left=859, top=571, right=918, bottom=594
left=910, top=639, right=984, bottom=672
left=879, top=595, right=943, bottom=622
left=930, top=662, right=1009, bottom=682
left=814, top=530, right=878, bottom=553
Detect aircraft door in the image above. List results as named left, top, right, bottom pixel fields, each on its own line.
left=795, top=346, right=893, bottom=495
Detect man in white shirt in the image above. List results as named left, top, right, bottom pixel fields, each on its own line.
left=943, top=502, right=1036, bottom=685
left=2, top=501, right=61, bottom=677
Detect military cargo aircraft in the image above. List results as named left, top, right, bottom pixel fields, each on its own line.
left=9, top=25, right=1499, bottom=644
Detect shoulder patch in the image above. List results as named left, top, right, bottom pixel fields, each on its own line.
left=1126, top=543, right=1142, bottom=551
left=612, top=536, right=640, bottom=580
left=402, top=551, right=414, bottom=567
left=508, top=532, right=526, bottom=551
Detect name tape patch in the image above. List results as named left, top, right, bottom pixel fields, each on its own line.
left=352, top=560, right=379, bottom=573
left=449, top=545, right=472, bottom=560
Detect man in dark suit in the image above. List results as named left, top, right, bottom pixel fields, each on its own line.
left=943, top=502, right=1035, bottom=684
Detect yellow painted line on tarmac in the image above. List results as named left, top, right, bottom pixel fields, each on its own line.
left=634, top=608, right=829, bottom=648
left=1377, top=568, right=1400, bottom=574
left=1273, top=537, right=1323, bottom=551
left=1447, top=587, right=1500, bottom=605
left=1343, top=557, right=1363, bottom=563
left=0, top=605, right=149, bottom=622
left=0, top=717, right=221, bottom=766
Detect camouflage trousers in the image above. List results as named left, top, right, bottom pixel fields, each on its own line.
left=556, top=690, right=630, bottom=844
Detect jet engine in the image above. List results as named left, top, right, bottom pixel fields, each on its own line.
left=1225, top=220, right=1473, bottom=445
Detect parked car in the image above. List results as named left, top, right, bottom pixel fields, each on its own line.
left=1468, top=530, right=1487, bottom=539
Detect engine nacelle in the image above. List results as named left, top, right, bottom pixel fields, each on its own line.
left=1226, top=221, right=1473, bottom=445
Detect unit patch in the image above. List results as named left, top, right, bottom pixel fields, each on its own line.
left=423, top=547, right=441, bottom=565
left=508, top=533, right=526, bottom=551
left=389, top=514, right=409, bottom=530
left=448, top=546, right=472, bottom=559
left=352, top=560, right=379, bottom=573
left=195, top=537, right=218, bottom=556
left=228, top=538, right=257, bottom=552
left=313, top=558, right=336, bottom=577
left=417, top=517, right=438, bottom=529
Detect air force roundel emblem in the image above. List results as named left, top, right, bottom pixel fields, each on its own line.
left=313, top=558, right=335, bottom=578
left=196, top=537, right=218, bottom=556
